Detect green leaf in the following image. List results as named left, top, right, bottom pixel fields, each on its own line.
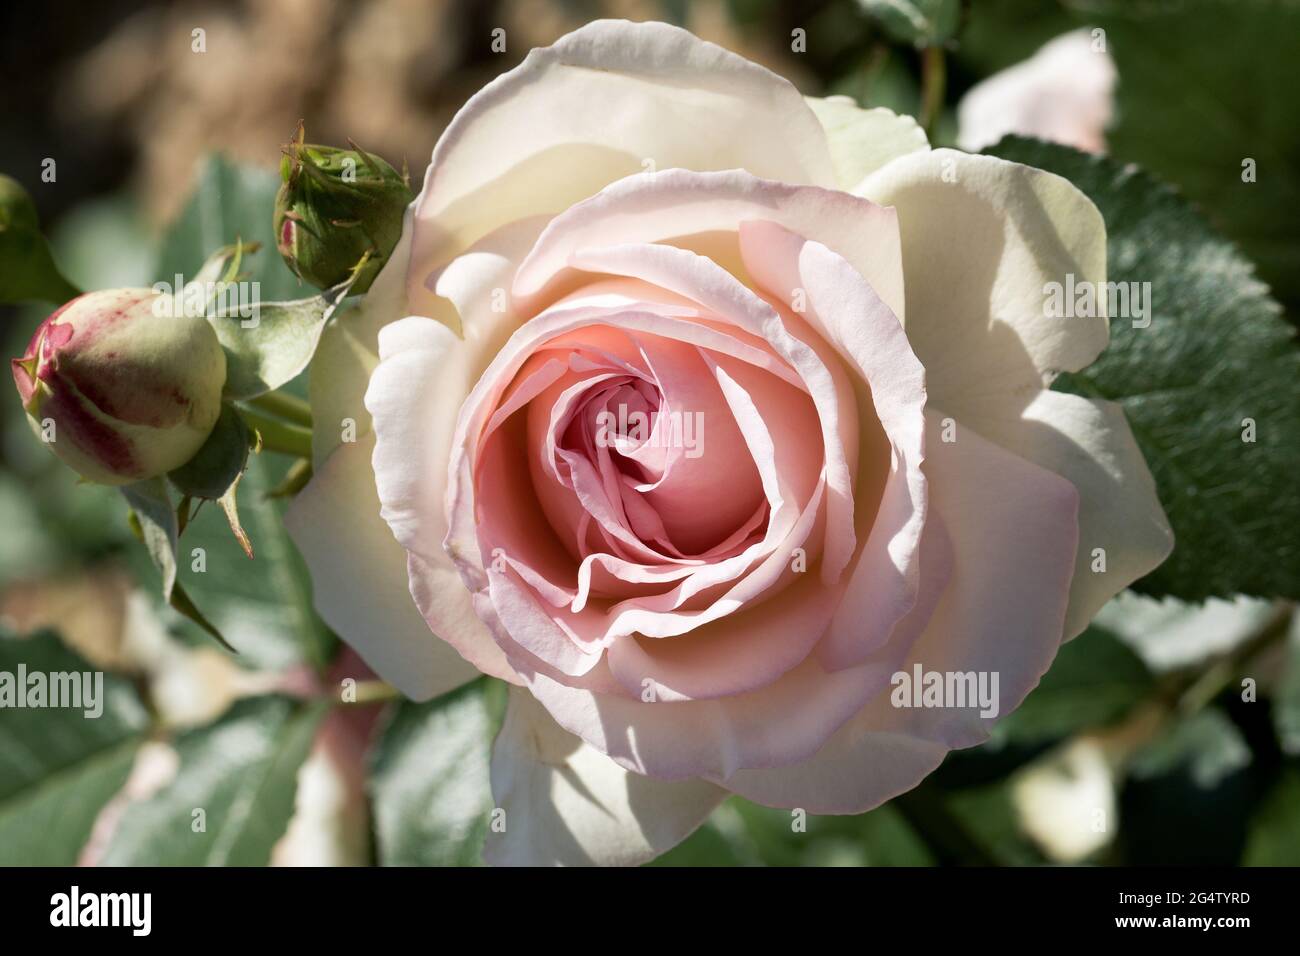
left=743, top=797, right=938, bottom=866
left=123, top=478, right=234, bottom=652
left=122, top=477, right=179, bottom=599
left=986, top=136, right=1300, bottom=601
left=165, top=451, right=335, bottom=671
left=173, top=235, right=346, bottom=401
left=0, top=631, right=148, bottom=865
left=935, top=626, right=1154, bottom=787
left=1242, top=765, right=1300, bottom=865
left=211, top=293, right=339, bottom=400
left=368, top=680, right=499, bottom=866
left=50, top=193, right=158, bottom=291
left=0, top=173, right=81, bottom=305
left=170, top=403, right=256, bottom=561
left=993, top=625, right=1154, bottom=745
left=168, top=403, right=253, bottom=502
left=101, top=696, right=326, bottom=866
left=1091, top=0, right=1300, bottom=312
left=952, top=0, right=1075, bottom=77
left=857, top=0, right=959, bottom=46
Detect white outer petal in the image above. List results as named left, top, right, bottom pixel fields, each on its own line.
left=806, top=96, right=930, bottom=191
left=410, top=19, right=838, bottom=278
left=284, top=436, right=481, bottom=701
left=957, top=389, right=1173, bottom=638
left=484, top=687, right=725, bottom=866
left=855, top=148, right=1108, bottom=416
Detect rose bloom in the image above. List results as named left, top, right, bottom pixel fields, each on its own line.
left=286, top=20, right=1171, bottom=865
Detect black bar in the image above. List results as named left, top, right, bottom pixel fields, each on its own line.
left=0, top=866, right=1282, bottom=940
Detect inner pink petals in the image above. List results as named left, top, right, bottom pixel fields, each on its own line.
left=458, top=301, right=834, bottom=679
left=442, top=204, right=913, bottom=702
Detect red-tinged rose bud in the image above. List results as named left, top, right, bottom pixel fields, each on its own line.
left=11, top=288, right=227, bottom=485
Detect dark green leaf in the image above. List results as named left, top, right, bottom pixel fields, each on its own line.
left=368, top=680, right=498, bottom=866
left=648, top=816, right=749, bottom=867
left=122, top=477, right=179, bottom=599
left=171, top=451, right=335, bottom=670
left=0, top=174, right=81, bottom=305
left=1093, top=0, right=1300, bottom=312
left=953, top=0, right=1076, bottom=77
left=0, top=631, right=148, bottom=865
left=101, top=696, right=325, bottom=866
left=123, top=478, right=234, bottom=652
left=987, top=136, right=1300, bottom=601
left=678, top=798, right=937, bottom=867
left=944, top=782, right=1045, bottom=866
left=994, top=625, right=1154, bottom=745
left=1130, top=710, right=1252, bottom=786
left=168, top=403, right=252, bottom=501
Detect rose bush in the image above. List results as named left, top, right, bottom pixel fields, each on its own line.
left=285, top=20, right=1173, bottom=866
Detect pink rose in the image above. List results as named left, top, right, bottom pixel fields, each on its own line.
left=286, top=20, right=1172, bottom=865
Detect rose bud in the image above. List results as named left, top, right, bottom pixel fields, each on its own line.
left=273, top=123, right=412, bottom=294
left=11, top=289, right=227, bottom=485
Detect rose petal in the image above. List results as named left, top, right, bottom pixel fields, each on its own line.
left=805, top=97, right=930, bottom=191
left=737, top=220, right=928, bottom=670
left=721, top=411, right=1078, bottom=811
left=484, top=687, right=725, bottom=866
left=954, top=389, right=1173, bottom=639
left=412, top=20, right=837, bottom=285
left=854, top=149, right=1108, bottom=418
left=512, top=168, right=905, bottom=322
left=284, top=437, right=483, bottom=700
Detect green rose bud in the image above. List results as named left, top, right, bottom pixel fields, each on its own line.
left=0, top=173, right=81, bottom=305
left=273, top=123, right=412, bottom=294
left=11, top=289, right=227, bottom=485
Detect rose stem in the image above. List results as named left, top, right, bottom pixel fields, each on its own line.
left=246, top=389, right=313, bottom=428
left=919, top=44, right=946, bottom=140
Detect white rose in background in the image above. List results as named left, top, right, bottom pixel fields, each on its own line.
left=285, top=20, right=1171, bottom=866
left=957, top=29, right=1117, bottom=155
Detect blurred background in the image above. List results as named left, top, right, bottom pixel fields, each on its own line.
left=1, top=0, right=1297, bottom=866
